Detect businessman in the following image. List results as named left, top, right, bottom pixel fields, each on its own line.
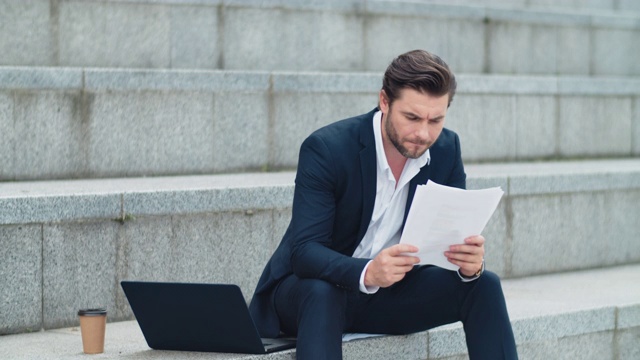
left=250, top=50, right=518, bottom=359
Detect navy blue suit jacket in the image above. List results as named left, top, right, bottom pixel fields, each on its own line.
left=249, top=108, right=467, bottom=338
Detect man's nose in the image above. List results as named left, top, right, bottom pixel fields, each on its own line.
left=415, top=124, right=431, bottom=142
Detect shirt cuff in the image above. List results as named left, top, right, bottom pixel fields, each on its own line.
left=457, top=259, right=485, bottom=283
left=359, top=260, right=380, bottom=294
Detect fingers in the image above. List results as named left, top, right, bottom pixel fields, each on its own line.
left=464, top=235, right=485, bottom=246
left=445, top=251, right=480, bottom=263
left=381, top=244, right=420, bottom=265
left=446, top=245, right=483, bottom=259
left=448, top=235, right=484, bottom=255
left=378, top=251, right=420, bottom=267
left=445, top=250, right=482, bottom=271
left=445, top=235, right=485, bottom=276
left=386, top=243, right=419, bottom=256
left=446, top=254, right=480, bottom=274
left=365, top=245, right=421, bottom=288
left=370, top=265, right=413, bottom=288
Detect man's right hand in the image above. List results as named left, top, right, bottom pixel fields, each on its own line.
left=364, top=244, right=420, bottom=288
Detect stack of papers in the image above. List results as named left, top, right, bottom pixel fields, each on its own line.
left=399, top=180, right=504, bottom=271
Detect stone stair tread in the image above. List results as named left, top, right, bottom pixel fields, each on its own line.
left=4, top=66, right=640, bottom=93
left=1, top=264, right=638, bottom=359
left=503, top=264, right=640, bottom=318
left=0, top=171, right=297, bottom=198
left=2, top=158, right=639, bottom=197
left=2, top=158, right=639, bottom=226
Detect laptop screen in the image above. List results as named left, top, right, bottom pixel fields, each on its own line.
left=121, top=281, right=273, bottom=354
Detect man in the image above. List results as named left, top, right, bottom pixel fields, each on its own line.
left=249, top=50, right=518, bottom=359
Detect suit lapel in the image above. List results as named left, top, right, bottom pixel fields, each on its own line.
left=355, top=108, right=432, bottom=237
left=402, top=164, right=431, bottom=228
left=357, top=110, right=377, bottom=241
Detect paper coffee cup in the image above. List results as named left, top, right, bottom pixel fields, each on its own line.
left=78, top=308, right=107, bottom=354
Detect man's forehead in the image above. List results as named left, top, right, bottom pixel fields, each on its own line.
left=394, top=88, right=449, bottom=114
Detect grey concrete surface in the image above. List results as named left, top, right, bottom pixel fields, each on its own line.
left=1, top=0, right=640, bottom=75
left=1, top=1, right=637, bottom=358
left=223, top=6, right=364, bottom=72
left=1, top=264, right=638, bottom=359
left=593, top=28, right=640, bottom=77
left=2, top=159, right=638, bottom=225
left=634, top=97, right=640, bottom=156
left=211, top=92, right=270, bottom=173
left=58, top=1, right=171, bottom=68
left=83, top=69, right=270, bottom=92
left=0, top=0, right=53, bottom=67
left=42, top=222, right=120, bottom=329
left=1, top=160, right=639, bottom=334
left=514, top=95, right=557, bottom=159
left=0, top=225, right=42, bottom=335
left=271, top=93, right=375, bottom=168
left=13, top=91, right=87, bottom=180
left=447, top=94, right=518, bottom=162
left=619, top=0, right=640, bottom=12
left=617, top=327, right=640, bottom=360
left=87, top=90, right=217, bottom=176
left=1, top=69, right=639, bottom=180
left=0, top=92, right=13, bottom=178
left=169, top=5, right=219, bottom=69
left=0, top=67, right=82, bottom=90
left=559, top=96, right=633, bottom=158
left=511, top=190, right=640, bottom=276
left=0, top=171, right=295, bottom=224
left=363, top=11, right=485, bottom=74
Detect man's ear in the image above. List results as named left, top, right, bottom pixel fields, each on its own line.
left=379, top=90, right=389, bottom=113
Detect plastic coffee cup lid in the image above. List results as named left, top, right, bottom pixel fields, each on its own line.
left=78, top=308, right=107, bottom=316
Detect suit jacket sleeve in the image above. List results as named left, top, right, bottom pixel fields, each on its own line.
left=288, top=133, right=369, bottom=291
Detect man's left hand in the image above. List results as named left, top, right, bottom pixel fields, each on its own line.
left=445, top=235, right=485, bottom=277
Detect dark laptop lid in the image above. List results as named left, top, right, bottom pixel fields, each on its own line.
left=120, top=281, right=280, bottom=354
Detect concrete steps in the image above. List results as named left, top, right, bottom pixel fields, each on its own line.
left=2, top=67, right=639, bottom=181
left=1, top=0, right=639, bottom=75
left=1, top=264, right=638, bottom=359
left=1, top=159, right=639, bottom=336
left=391, top=0, right=640, bottom=13
left=1, top=0, right=639, bottom=357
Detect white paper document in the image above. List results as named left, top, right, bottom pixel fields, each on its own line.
left=399, top=180, right=504, bottom=271
left=342, top=333, right=384, bottom=342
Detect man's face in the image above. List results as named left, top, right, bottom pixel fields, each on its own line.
left=379, top=88, right=449, bottom=159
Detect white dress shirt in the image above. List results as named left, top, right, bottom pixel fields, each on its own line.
left=353, top=111, right=481, bottom=294
left=352, top=111, right=429, bottom=293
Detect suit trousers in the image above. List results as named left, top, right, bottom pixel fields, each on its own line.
left=274, top=266, right=518, bottom=359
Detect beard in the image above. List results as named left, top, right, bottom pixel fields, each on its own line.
left=384, top=112, right=431, bottom=159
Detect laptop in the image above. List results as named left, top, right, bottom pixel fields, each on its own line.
left=120, top=281, right=296, bottom=354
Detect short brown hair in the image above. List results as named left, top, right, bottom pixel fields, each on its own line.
left=382, top=50, right=457, bottom=107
